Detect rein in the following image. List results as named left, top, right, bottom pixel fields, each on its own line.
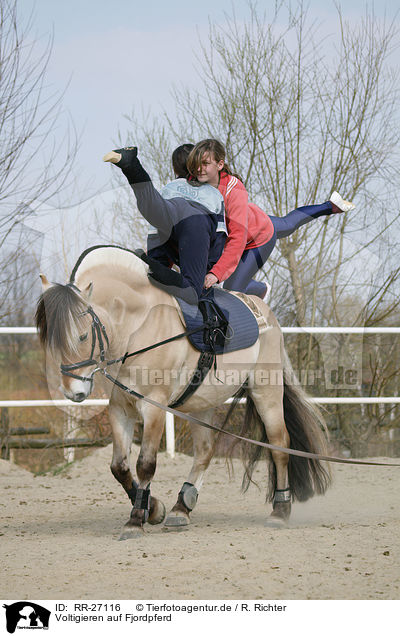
left=60, top=302, right=400, bottom=468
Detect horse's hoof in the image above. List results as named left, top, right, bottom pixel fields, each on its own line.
left=265, top=515, right=288, bottom=529
left=162, top=525, right=189, bottom=533
left=164, top=511, right=190, bottom=528
left=118, top=523, right=145, bottom=541
left=148, top=500, right=166, bottom=525
left=119, top=519, right=145, bottom=541
left=265, top=502, right=291, bottom=528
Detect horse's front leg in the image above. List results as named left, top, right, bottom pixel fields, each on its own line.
left=109, top=400, right=165, bottom=540
left=165, top=409, right=215, bottom=528
left=119, top=401, right=166, bottom=540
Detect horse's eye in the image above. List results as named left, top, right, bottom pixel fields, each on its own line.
left=79, top=332, right=88, bottom=342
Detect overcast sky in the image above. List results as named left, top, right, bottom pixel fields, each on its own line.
left=25, top=0, right=400, bottom=205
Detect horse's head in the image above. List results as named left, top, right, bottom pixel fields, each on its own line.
left=36, top=275, right=103, bottom=402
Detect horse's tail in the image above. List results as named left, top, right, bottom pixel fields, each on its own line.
left=241, top=351, right=332, bottom=502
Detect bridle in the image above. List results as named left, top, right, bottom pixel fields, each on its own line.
left=60, top=306, right=111, bottom=389
left=59, top=294, right=400, bottom=468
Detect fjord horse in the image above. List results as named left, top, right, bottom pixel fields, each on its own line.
left=36, top=246, right=330, bottom=539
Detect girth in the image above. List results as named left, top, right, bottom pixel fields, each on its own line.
left=169, top=352, right=215, bottom=409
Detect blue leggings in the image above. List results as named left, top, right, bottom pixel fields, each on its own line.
left=223, top=201, right=333, bottom=297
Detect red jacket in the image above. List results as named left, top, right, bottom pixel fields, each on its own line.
left=209, top=172, right=274, bottom=282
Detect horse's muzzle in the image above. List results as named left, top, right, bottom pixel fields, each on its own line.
left=62, top=376, right=93, bottom=402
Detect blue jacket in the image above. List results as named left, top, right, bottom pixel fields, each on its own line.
left=146, top=180, right=227, bottom=300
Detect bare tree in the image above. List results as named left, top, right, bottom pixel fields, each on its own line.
left=0, top=0, right=77, bottom=320
left=123, top=1, right=400, bottom=322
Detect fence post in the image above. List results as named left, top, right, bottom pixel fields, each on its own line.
left=64, top=406, right=76, bottom=463
left=0, top=407, right=10, bottom=460
left=165, top=412, right=175, bottom=458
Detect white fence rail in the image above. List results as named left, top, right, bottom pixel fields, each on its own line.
left=1, top=326, right=399, bottom=458
left=2, top=326, right=400, bottom=335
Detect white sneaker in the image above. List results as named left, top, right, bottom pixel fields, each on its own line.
left=330, top=191, right=355, bottom=213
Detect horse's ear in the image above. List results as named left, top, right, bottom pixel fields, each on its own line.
left=81, top=282, right=94, bottom=301
left=39, top=274, right=52, bottom=291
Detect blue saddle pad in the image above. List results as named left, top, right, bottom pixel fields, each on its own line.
left=176, top=287, right=259, bottom=354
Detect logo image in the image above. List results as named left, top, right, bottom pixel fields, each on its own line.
left=3, top=602, right=50, bottom=633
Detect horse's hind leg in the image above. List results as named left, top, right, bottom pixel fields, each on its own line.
left=249, top=382, right=292, bottom=527
left=109, top=401, right=165, bottom=539
left=164, top=409, right=215, bottom=528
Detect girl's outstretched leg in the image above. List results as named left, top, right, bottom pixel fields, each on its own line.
left=270, top=192, right=355, bottom=239
left=103, top=147, right=177, bottom=235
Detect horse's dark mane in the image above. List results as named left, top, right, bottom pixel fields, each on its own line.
left=36, top=245, right=145, bottom=354
left=35, top=284, right=88, bottom=354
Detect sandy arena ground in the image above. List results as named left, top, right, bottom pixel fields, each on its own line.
left=1, top=445, right=399, bottom=600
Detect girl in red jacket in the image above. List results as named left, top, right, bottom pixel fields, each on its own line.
left=185, top=139, right=355, bottom=299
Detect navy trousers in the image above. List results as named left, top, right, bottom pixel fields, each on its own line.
left=223, top=201, right=333, bottom=297
left=131, top=182, right=224, bottom=301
